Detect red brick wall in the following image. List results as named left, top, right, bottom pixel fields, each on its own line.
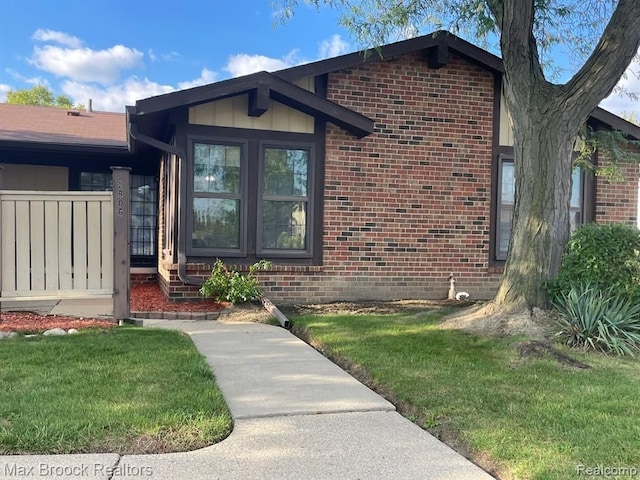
left=161, top=51, right=503, bottom=302
left=158, top=51, right=639, bottom=304
left=595, top=156, right=639, bottom=226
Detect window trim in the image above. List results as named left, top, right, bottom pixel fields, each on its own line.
left=493, top=152, right=595, bottom=263
left=495, top=154, right=514, bottom=261
left=256, top=141, right=315, bottom=259
left=186, top=136, right=249, bottom=257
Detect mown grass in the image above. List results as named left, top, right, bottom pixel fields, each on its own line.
left=291, top=309, right=640, bottom=480
left=0, top=327, right=232, bottom=454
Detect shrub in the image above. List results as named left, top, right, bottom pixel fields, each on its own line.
left=547, top=223, right=640, bottom=302
left=552, top=284, right=640, bottom=356
left=200, top=260, right=271, bottom=304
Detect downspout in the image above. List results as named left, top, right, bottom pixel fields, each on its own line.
left=129, top=123, right=202, bottom=286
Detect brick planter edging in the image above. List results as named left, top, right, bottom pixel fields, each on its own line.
left=130, top=311, right=220, bottom=321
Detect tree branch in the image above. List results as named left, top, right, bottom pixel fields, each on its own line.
left=563, top=0, right=640, bottom=119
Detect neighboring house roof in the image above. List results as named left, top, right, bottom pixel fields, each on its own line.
left=0, top=104, right=128, bottom=153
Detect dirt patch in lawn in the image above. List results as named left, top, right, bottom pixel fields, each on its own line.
left=280, top=298, right=472, bottom=316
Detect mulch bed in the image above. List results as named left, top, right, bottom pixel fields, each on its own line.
left=0, top=283, right=225, bottom=333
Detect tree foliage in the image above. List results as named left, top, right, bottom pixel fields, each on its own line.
left=5, top=85, right=75, bottom=109
left=277, top=0, right=640, bottom=313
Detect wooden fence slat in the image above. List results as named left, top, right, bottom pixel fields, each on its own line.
left=44, top=201, right=60, bottom=290
left=1, top=200, right=16, bottom=292
left=101, top=200, right=113, bottom=290
left=87, top=201, right=101, bottom=289
left=58, top=201, right=73, bottom=290
left=15, top=201, right=31, bottom=291
left=30, top=201, right=46, bottom=291
left=73, top=201, right=87, bottom=290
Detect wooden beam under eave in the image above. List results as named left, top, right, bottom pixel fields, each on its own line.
left=425, top=41, right=449, bottom=69
left=248, top=83, right=270, bottom=117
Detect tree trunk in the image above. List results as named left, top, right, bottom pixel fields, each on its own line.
left=491, top=0, right=640, bottom=313
left=493, top=105, right=575, bottom=312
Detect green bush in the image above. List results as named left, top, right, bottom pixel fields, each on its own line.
left=200, top=259, right=271, bottom=304
left=552, top=284, right=640, bottom=356
left=547, top=223, right=640, bottom=302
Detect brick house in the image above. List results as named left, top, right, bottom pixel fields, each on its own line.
left=3, top=31, right=639, bottom=302
left=124, top=31, right=639, bottom=302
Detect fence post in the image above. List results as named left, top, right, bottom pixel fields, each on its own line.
left=111, top=167, right=131, bottom=323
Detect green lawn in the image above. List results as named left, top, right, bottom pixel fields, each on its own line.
left=0, top=327, right=232, bottom=454
left=291, top=309, right=640, bottom=480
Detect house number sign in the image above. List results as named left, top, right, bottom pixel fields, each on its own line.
left=117, top=179, right=125, bottom=217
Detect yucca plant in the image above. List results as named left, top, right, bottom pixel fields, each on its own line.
left=552, top=284, right=640, bottom=356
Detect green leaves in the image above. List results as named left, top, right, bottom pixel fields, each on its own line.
left=552, top=284, right=640, bottom=356
left=199, top=259, right=272, bottom=304
left=6, top=85, right=76, bottom=109
left=548, top=223, right=640, bottom=302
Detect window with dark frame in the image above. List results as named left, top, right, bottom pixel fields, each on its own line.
left=192, top=143, right=243, bottom=251
left=496, top=157, right=585, bottom=261
left=260, top=146, right=310, bottom=252
left=189, top=139, right=314, bottom=259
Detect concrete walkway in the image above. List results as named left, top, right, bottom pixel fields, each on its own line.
left=0, top=319, right=495, bottom=480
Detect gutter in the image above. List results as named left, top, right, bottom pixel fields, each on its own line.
left=128, top=123, right=202, bottom=286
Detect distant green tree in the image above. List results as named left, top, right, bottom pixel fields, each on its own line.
left=5, top=85, right=75, bottom=109
left=621, top=111, right=640, bottom=126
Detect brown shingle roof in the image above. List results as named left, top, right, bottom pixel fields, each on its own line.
left=0, top=104, right=127, bottom=148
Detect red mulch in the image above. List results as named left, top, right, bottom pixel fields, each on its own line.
left=130, top=283, right=225, bottom=313
left=0, top=283, right=225, bottom=333
left=0, top=313, right=114, bottom=333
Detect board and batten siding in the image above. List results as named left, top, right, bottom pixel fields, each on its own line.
left=499, top=90, right=514, bottom=147
left=0, top=191, right=113, bottom=300
left=188, top=77, right=316, bottom=133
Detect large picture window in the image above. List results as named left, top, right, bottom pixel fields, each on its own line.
left=189, top=138, right=314, bottom=259
left=496, top=156, right=586, bottom=261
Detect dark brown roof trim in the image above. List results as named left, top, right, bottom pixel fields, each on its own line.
left=274, top=30, right=503, bottom=83
left=0, top=139, right=130, bottom=156
left=133, top=71, right=373, bottom=138
left=590, top=106, right=640, bottom=141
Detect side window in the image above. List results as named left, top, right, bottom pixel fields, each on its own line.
left=495, top=158, right=583, bottom=261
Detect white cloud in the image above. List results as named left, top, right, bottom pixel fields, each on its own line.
left=0, top=84, right=11, bottom=102
left=224, top=49, right=302, bottom=77
left=62, top=77, right=175, bottom=112
left=29, top=44, right=144, bottom=85
left=177, top=68, right=217, bottom=89
left=5, top=68, right=50, bottom=87
left=600, top=51, right=640, bottom=119
left=32, top=29, right=82, bottom=48
left=318, top=34, right=350, bottom=59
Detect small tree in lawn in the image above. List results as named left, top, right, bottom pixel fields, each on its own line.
left=278, top=0, right=640, bottom=314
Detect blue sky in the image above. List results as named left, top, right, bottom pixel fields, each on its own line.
left=0, top=0, right=637, bottom=117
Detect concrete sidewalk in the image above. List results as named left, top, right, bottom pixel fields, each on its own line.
left=0, top=319, right=495, bottom=480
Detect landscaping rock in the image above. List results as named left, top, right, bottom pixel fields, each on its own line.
left=68, top=328, right=79, bottom=334
left=0, top=331, right=18, bottom=339
left=43, top=327, right=67, bottom=336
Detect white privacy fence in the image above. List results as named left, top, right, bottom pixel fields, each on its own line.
left=0, top=191, right=113, bottom=300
